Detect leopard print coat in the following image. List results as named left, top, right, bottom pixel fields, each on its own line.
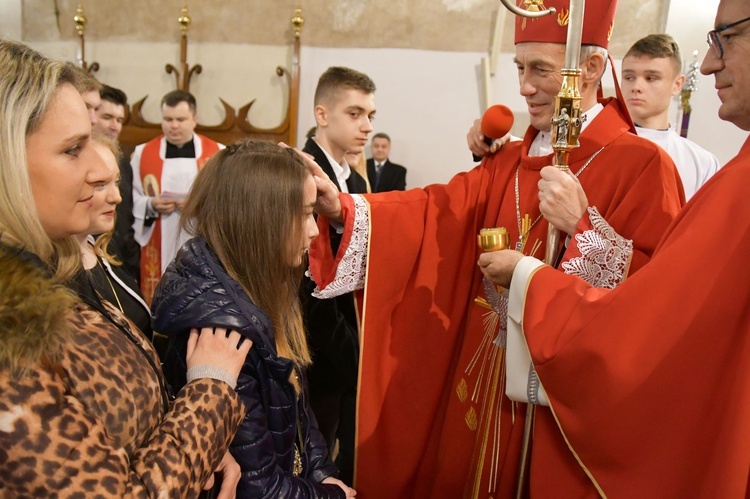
left=0, top=245, right=246, bottom=498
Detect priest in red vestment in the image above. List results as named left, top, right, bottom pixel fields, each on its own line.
left=476, top=0, right=750, bottom=496
left=307, top=1, right=685, bottom=497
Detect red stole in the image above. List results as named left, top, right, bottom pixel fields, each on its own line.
left=139, top=134, right=219, bottom=304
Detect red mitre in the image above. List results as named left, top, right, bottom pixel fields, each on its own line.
left=514, top=0, right=619, bottom=49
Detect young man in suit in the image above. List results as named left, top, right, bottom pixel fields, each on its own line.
left=367, top=132, right=407, bottom=192
left=301, top=66, right=376, bottom=487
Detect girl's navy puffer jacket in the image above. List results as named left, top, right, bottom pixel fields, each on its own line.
left=152, top=237, right=345, bottom=498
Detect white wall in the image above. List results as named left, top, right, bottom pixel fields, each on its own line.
left=0, top=1, right=21, bottom=40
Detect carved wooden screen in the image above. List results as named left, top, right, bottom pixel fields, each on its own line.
left=75, top=6, right=303, bottom=159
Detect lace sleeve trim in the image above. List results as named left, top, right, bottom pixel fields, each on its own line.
left=312, top=194, right=369, bottom=298
left=560, top=207, right=634, bottom=289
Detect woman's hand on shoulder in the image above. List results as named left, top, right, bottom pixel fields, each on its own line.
left=323, top=476, right=357, bottom=497
left=186, top=327, right=252, bottom=381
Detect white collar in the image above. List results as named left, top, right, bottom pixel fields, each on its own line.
left=315, top=138, right=351, bottom=190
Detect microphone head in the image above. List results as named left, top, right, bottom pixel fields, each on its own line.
left=481, top=104, right=514, bottom=140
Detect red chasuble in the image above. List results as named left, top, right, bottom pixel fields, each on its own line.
left=517, top=138, right=750, bottom=498
left=310, top=99, right=685, bottom=498
left=138, top=134, right=219, bottom=304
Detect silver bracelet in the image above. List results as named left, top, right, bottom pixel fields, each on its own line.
left=186, top=365, right=237, bottom=389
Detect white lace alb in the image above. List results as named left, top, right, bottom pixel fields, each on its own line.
left=312, top=194, right=370, bottom=299
left=560, top=207, right=633, bottom=289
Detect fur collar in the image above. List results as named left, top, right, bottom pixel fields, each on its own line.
left=0, top=245, right=76, bottom=374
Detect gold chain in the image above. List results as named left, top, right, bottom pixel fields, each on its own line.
left=513, top=146, right=605, bottom=252
left=97, top=259, right=125, bottom=313
left=293, top=372, right=304, bottom=476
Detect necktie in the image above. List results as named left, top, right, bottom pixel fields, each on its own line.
left=375, top=162, right=384, bottom=189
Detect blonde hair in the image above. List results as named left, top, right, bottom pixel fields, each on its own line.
left=68, top=63, right=102, bottom=93
left=181, top=140, right=313, bottom=390
left=0, top=40, right=83, bottom=280
left=347, top=151, right=371, bottom=193
left=90, top=134, right=124, bottom=266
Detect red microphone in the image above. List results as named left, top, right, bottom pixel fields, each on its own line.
left=482, top=104, right=514, bottom=140
left=473, top=104, right=515, bottom=161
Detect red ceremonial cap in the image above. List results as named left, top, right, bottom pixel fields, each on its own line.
left=514, top=0, right=619, bottom=49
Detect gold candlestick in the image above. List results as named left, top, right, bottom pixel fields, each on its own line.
left=166, top=5, right=202, bottom=91
left=73, top=5, right=99, bottom=73
left=291, top=7, right=304, bottom=38
left=73, top=5, right=87, bottom=37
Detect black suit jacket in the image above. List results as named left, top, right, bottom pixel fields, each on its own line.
left=111, top=156, right=141, bottom=283
left=305, top=137, right=368, bottom=195
left=301, top=137, right=366, bottom=386
left=366, top=158, right=407, bottom=192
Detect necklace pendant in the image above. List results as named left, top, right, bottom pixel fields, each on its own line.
left=515, top=240, right=524, bottom=252
left=293, top=444, right=303, bottom=476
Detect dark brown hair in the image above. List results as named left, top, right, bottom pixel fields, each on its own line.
left=181, top=139, right=313, bottom=377
left=161, top=90, right=197, bottom=114
left=100, top=85, right=127, bottom=106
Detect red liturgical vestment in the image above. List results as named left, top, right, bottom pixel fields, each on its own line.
left=310, top=99, right=684, bottom=498
left=509, top=137, right=750, bottom=498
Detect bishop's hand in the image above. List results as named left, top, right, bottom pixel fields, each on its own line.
left=280, top=143, right=343, bottom=222
left=538, top=165, right=588, bottom=234
left=478, top=249, right=524, bottom=288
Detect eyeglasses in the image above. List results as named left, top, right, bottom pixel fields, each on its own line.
left=707, top=15, right=750, bottom=59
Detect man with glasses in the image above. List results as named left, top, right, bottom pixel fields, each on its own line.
left=477, top=0, right=750, bottom=495
left=706, top=12, right=750, bottom=59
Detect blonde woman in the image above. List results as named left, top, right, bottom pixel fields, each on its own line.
left=152, top=140, right=356, bottom=498
left=71, top=136, right=152, bottom=341
left=0, top=40, right=251, bottom=497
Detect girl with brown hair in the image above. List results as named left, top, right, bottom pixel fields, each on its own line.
left=152, top=140, right=356, bottom=498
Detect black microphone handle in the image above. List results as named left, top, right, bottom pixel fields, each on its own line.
left=472, top=135, right=494, bottom=162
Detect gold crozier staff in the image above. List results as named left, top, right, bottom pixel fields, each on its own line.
left=496, top=0, right=585, bottom=496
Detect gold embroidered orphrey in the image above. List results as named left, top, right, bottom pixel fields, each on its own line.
left=520, top=0, right=548, bottom=29
left=458, top=146, right=606, bottom=498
